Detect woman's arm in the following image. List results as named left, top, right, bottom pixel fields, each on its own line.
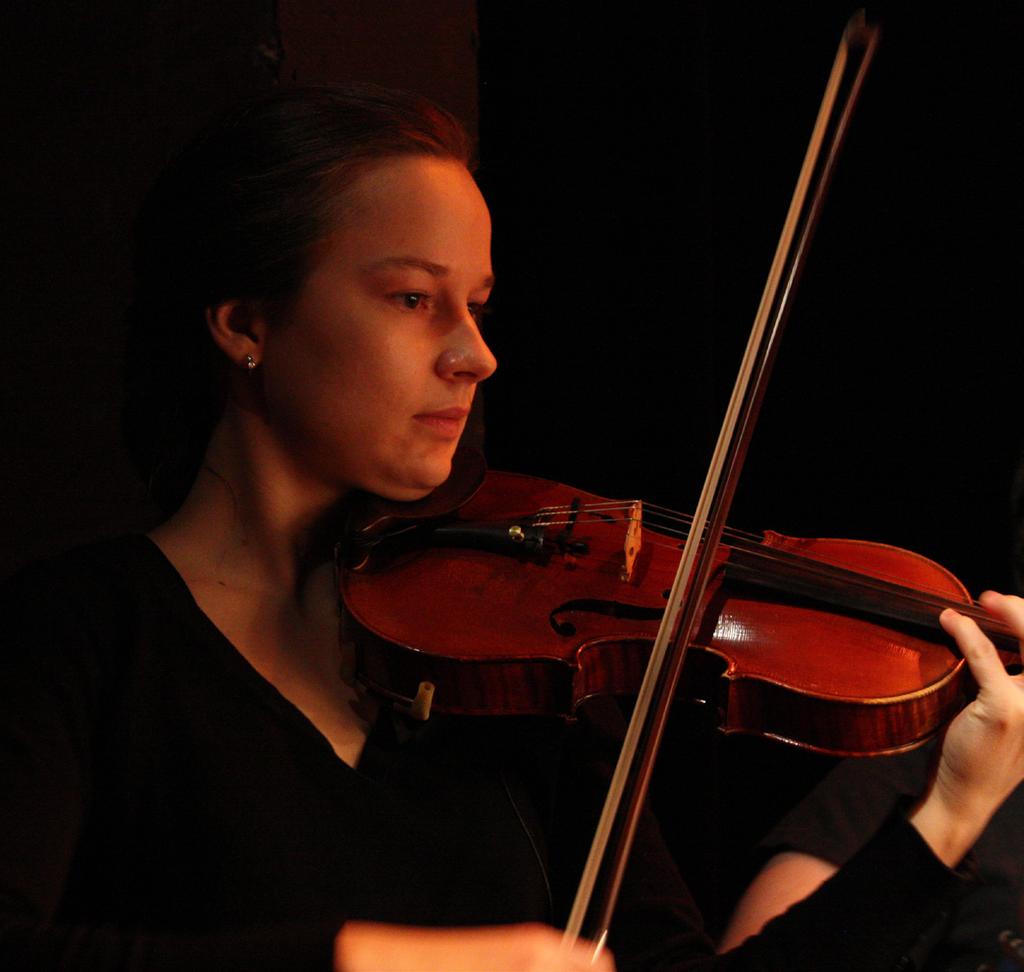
left=718, top=593, right=1024, bottom=961
left=718, top=852, right=837, bottom=951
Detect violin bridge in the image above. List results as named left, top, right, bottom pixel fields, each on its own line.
left=621, top=500, right=642, bottom=582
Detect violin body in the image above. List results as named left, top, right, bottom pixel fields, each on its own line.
left=341, top=470, right=993, bottom=757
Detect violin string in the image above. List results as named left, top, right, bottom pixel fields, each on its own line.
left=530, top=501, right=926, bottom=589
left=531, top=501, right=764, bottom=546
left=628, top=524, right=1012, bottom=638
left=733, top=542, right=1016, bottom=640
left=544, top=501, right=764, bottom=544
left=530, top=502, right=960, bottom=599
left=521, top=502, right=1010, bottom=634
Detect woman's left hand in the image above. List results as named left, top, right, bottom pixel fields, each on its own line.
left=910, top=591, right=1024, bottom=865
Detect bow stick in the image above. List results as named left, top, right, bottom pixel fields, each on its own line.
left=563, top=11, right=881, bottom=956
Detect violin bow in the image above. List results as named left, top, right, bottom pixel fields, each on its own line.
left=563, top=11, right=881, bottom=955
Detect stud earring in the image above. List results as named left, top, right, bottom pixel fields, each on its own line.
left=245, top=354, right=257, bottom=372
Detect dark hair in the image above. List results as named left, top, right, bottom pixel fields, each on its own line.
left=124, top=82, right=473, bottom=514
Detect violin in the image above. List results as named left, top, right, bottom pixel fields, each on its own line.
left=340, top=457, right=1018, bottom=758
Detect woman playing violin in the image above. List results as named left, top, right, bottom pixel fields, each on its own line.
left=1, top=83, right=1024, bottom=972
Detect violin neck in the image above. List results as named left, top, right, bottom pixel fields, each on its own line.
left=724, top=549, right=1019, bottom=668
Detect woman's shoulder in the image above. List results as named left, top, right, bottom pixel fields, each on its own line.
left=0, top=534, right=193, bottom=663
left=5, top=533, right=175, bottom=598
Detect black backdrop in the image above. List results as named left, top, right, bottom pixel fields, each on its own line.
left=476, top=2, right=1023, bottom=927
left=477, top=3, right=1023, bottom=597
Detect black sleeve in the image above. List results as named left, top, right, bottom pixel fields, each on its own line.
left=553, top=700, right=966, bottom=972
left=0, top=561, right=338, bottom=971
left=760, top=747, right=935, bottom=866
left=756, top=750, right=1024, bottom=971
left=717, top=813, right=967, bottom=972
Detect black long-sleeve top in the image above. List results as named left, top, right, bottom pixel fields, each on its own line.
left=0, top=536, right=968, bottom=970
left=762, top=746, right=1024, bottom=970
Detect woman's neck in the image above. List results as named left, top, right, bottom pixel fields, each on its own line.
left=149, top=412, right=349, bottom=603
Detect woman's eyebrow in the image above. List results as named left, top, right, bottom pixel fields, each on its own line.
left=363, top=256, right=449, bottom=276
left=363, top=256, right=495, bottom=288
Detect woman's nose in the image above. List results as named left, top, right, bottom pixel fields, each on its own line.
left=436, top=315, right=498, bottom=383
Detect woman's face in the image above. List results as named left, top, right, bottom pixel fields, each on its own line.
left=258, top=156, right=496, bottom=502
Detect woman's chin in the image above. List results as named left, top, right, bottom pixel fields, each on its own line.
left=385, top=483, right=439, bottom=503
left=371, top=461, right=453, bottom=503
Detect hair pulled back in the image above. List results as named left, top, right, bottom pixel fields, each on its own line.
left=124, top=82, right=473, bottom=514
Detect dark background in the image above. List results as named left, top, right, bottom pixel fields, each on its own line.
left=477, top=3, right=1023, bottom=599
left=3, top=0, right=1021, bottom=934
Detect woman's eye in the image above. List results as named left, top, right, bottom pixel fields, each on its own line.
left=396, top=292, right=429, bottom=310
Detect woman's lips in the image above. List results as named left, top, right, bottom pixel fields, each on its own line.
left=414, top=407, right=468, bottom=438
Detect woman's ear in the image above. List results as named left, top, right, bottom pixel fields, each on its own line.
left=205, top=300, right=269, bottom=369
